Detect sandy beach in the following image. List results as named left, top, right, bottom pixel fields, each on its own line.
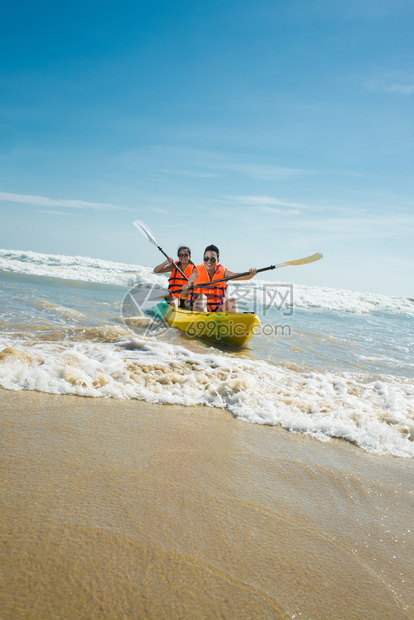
left=1, top=387, right=413, bottom=619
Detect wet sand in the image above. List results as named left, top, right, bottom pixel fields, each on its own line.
left=1, top=387, right=413, bottom=619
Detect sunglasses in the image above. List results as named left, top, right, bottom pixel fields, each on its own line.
left=203, top=256, right=217, bottom=263
left=178, top=253, right=189, bottom=258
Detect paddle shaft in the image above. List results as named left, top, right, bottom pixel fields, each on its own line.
left=181, top=253, right=322, bottom=292
left=133, top=220, right=189, bottom=281
left=159, top=245, right=192, bottom=280
left=181, top=265, right=276, bottom=293
left=129, top=252, right=322, bottom=308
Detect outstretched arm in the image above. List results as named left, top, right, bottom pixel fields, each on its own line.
left=153, top=258, right=174, bottom=274
left=224, top=268, right=258, bottom=281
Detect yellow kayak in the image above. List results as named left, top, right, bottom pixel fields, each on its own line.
left=152, top=300, right=260, bottom=347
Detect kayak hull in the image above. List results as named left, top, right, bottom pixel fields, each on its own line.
left=152, top=300, right=260, bottom=347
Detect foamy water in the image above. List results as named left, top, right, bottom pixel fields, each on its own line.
left=1, top=248, right=413, bottom=457
left=2, top=247, right=413, bottom=316
left=0, top=248, right=159, bottom=288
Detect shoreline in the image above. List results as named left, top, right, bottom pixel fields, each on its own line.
left=1, top=387, right=413, bottom=619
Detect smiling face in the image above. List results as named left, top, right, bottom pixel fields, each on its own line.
left=177, top=247, right=191, bottom=268
left=203, top=250, right=218, bottom=274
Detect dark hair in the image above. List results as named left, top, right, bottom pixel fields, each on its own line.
left=204, top=244, right=219, bottom=259
left=177, top=246, right=191, bottom=255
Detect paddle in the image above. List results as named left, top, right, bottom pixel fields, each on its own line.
left=129, top=252, right=323, bottom=310
left=187, top=252, right=324, bottom=288
left=133, top=219, right=188, bottom=280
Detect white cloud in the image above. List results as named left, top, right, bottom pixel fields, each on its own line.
left=34, top=210, right=76, bottom=216
left=160, top=161, right=315, bottom=181
left=363, top=71, right=414, bottom=95
left=383, top=83, right=414, bottom=95
left=221, top=163, right=320, bottom=181
left=232, top=195, right=311, bottom=210
left=160, top=168, right=218, bottom=179
left=293, top=213, right=414, bottom=241
left=141, top=146, right=321, bottom=181
left=260, top=206, right=301, bottom=215
left=0, top=192, right=130, bottom=211
left=284, top=0, right=410, bottom=21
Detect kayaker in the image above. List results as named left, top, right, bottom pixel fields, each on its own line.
left=182, top=244, right=257, bottom=312
left=153, top=246, right=195, bottom=309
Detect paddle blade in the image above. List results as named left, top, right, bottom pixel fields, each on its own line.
left=133, top=220, right=159, bottom=248
left=277, top=252, right=323, bottom=268
left=124, top=285, right=170, bottom=312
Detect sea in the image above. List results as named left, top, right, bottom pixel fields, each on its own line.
left=1, top=247, right=413, bottom=458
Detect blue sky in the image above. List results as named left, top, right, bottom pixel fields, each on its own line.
left=1, top=0, right=413, bottom=296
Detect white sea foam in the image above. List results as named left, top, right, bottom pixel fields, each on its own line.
left=0, top=248, right=159, bottom=288
left=2, top=248, right=413, bottom=317
left=0, top=336, right=413, bottom=457
left=243, top=279, right=414, bottom=316
left=289, top=283, right=414, bottom=316
left=2, top=248, right=412, bottom=457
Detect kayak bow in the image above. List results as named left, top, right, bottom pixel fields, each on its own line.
left=152, top=300, right=260, bottom=347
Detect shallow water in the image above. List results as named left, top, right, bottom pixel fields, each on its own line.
left=0, top=248, right=413, bottom=457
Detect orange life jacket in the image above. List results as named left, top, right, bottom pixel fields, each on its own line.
left=168, top=261, right=195, bottom=297
left=192, top=263, right=228, bottom=312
